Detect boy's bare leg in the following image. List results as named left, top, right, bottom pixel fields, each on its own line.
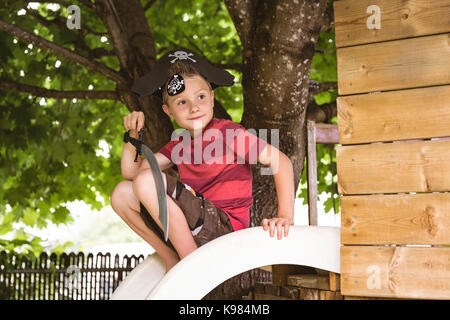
left=132, top=170, right=198, bottom=259
left=110, top=181, right=179, bottom=271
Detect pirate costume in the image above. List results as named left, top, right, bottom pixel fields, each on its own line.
left=126, top=50, right=240, bottom=250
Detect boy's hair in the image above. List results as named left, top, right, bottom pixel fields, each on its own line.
left=162, top=61, right=212, bottom=106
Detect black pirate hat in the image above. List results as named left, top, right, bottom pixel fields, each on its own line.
left=131, top=49, right=235, bottom=99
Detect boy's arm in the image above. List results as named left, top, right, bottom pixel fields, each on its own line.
left=121, top=111, right=173, bottom=180
left=121, top=131, right=173, bottom=181
left=257, top=144, right=294, bottom=239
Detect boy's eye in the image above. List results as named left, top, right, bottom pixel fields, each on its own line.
left=178, top=100, right=186, bottom=105
left=199, top=94, right=205, bottom=99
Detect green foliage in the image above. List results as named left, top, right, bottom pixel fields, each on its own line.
left=146, top=0, right=244, bottom=121
left=0, top=0, right=339, bottom=255
left=0, top=1, right=124, bottom=254
left=297, top=23, right=339, bottom=215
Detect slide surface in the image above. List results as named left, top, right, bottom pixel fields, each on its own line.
left=110, top=252, right=165, bottom=300
left=112, top=226, right=340, bottom=300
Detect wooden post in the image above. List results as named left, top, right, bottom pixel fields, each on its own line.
left=306, top=120, right=318, bottom=226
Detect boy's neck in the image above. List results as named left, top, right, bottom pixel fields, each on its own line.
left=188, top=118, right=214, bottom=138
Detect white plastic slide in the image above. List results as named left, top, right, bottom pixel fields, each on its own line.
left=110, top=252, right=165, bottom=300
left=111, top=226, right=340, bottom=300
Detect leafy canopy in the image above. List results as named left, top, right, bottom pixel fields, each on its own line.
left=0, top=0, right=338, bottom=255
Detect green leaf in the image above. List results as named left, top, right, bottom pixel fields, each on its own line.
left=23, top=207, right=39, bottom=226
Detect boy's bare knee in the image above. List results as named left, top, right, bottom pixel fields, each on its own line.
left=132, top=169, right=166, bottom=200
left=110, top=181, right=132, bottom=211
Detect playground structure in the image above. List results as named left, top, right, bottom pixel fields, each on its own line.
left=336, top=0, right=450, bottom=299
left=111, top=226, right=340, bottom=300
left=112, top=0, right=450, bottom=300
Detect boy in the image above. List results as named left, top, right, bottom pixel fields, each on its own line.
left=110, top=50, right=294, bottom=272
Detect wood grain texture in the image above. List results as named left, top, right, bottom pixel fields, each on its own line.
left=337, top=85, right=450, bottom=145
left=316, top=123, right=339, bottom=144
left=337, top=33, right=450, bottom=95
left=287, top=274, right=330, bottom=290
left=334, top=0, right=450, bottom=48
left=307, top=120, right=318, bottom=225
left=341, top=246, right=450, bottom=299
left=341, top=193, right=450, bottom=245
left=337, top=139, right=450, bottom=194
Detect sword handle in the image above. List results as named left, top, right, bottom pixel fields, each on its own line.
left=133, top=128, right=144, bottom=162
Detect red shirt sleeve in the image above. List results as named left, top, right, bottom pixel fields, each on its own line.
left=222, top=120, right=267, bottom=164
left=158, top=140, right=176, bottom=162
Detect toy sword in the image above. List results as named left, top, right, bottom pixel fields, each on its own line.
left=124, top=130, right=169, bottom=241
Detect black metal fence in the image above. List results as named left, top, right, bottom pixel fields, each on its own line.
left=0, top=251, right=145, bottom=300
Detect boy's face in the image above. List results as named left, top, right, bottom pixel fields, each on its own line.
left=162, top=75, right=214, bottom=136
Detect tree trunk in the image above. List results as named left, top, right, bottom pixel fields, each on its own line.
left=1, top=0, right=331, bottom=300
left=206, top=0, right=330, bottom=299
left=96, top=0, right=173, bottom=151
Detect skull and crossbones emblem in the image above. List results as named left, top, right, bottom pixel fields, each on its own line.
left=168, top=51, right=196, bottom=63
left=167, top=74, right=185, bottom=96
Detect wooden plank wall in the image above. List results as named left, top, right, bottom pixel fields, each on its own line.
left=334, top=0, right=450, bottom=299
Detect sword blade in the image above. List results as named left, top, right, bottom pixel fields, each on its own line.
left=141, top=145, right=169, bottom=241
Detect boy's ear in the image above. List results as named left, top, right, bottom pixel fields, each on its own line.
left=162, top=104, right=173, bottom=119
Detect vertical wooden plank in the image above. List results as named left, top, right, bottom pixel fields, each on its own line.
left=77, top=252, right=85, bottom=301
left=307, top=120, right=318, bottom=226
left=95, top=253, right=101, bottom=300
left=60, top=253, right=68, bottom=300
left=329, top=272, right=341, bottom=291
left=25, top=256, right=33, bottom=300
left=39, top=252, right=49, bottom=300
left=49, top=253, right=56, bottom=300
left=113, top=254, right=120, bottom=293
left=87, top=253, right=94, bottom=300
left=11, top=255, right=17, bottom=300
left=105, top=253, right=111, bottom=299
left=18, top=255, right=25, bottom=300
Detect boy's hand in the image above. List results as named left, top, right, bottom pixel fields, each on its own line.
left=262, top=217, right=294, bottom=240
left=123, top=111, right=145, bottom=138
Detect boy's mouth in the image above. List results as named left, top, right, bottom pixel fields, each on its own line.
left=189, top=115, right=203, bottom=120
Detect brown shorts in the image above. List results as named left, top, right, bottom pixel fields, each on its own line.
left=139, top=174, right=234, bottom=253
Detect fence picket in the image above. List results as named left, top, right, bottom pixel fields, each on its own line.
left=0, top=251, right=144, bottom=300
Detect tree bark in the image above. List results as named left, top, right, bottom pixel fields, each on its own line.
left=95, top=0, right=173, bottom=151
left=208, top=0, right=330, bottom=300
left=2, top=0, right=333, bottom=299
left=0, top=79, right=119, bottom=100
left=233, top=0, right=330, bottom=224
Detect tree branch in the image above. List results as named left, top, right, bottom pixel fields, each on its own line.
left=308, top=80, right=338, bottom=102
left=143, top=0, right=157, bottom=12
left=27, top=11, right=112, bottom=60
left=0, top=79, right=119, bottom=100
left=223, top=0, right=254, bottom=49
left=0, top=19, right=125, bottom=85
left=213, top=98, right=231, bottom=120
left=320, top=3, right=335, bottom=33
left=213, top=62, right=243, bottom=73
left=77, top=0, right=96, bottom=10
left=25, top=0, right=96, bottom=11
left=306, top=101, right=337, bottom=123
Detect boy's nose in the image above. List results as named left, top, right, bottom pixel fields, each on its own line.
left=190, top=103, right=200, bottom=113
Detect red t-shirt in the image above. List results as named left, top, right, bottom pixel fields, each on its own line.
left=158, top=118, right=267, bottom=231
